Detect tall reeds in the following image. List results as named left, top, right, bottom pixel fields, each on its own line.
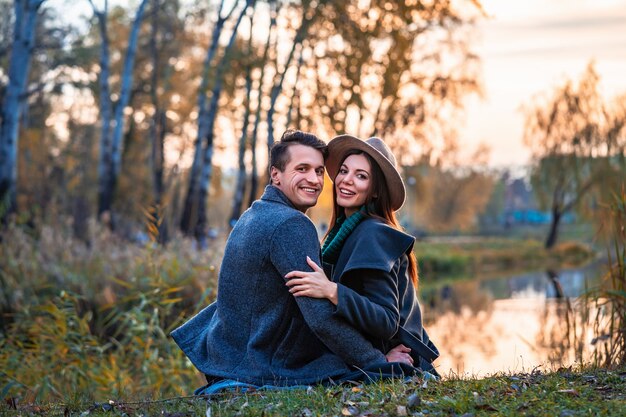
left=589, top=186, right=626, bottom=367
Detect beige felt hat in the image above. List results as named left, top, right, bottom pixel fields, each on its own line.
left=326, top=135, right=406, bottom=211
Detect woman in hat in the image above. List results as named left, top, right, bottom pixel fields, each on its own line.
left=285, top=135, right=439, bottom=374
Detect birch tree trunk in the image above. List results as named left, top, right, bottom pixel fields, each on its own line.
left=149, top=0, right=168, bottom=243
left=179, top=0, right=239, bottom=235
left=265, top=6, right=317, bottom=176
left=103, top=0, right=148, bottom=218
left=195, top=0, right=254, bottom=241
left=89, top=0, right=115, bottom=218
left=0, top=0, right=45, bottom=222
left=247, top=0, right=277, bottom=208
left=229, top=13, right=255, bottom=227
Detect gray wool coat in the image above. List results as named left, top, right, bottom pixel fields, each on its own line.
left=171, top=185, right=386, bottom=386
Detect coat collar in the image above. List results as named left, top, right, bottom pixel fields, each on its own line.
left=328, top=218, right=414, bottom=279
left=260, top=185, right=296, bottom=209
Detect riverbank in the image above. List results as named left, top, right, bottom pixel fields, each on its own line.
left=3, top=366, right=624, bottom=416
left=416, top=237, right=596, bottom=281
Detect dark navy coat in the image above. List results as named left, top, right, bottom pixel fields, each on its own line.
left=171, top=186, right=386, bottom=386
left=323, top=218, right=440, bottom=371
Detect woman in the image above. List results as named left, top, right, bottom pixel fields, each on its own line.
left=285, top=135, right=439, bottom=374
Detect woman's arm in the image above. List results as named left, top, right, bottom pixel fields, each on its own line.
left=286, top=258, right=401, bottom=340
left=285, top=257, right=339, bottom=304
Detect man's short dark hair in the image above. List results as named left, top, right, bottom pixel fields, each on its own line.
left=269, top=129, right=328, bottom=173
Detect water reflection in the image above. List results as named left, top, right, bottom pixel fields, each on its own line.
left=424, top=263, right=606, bottom=377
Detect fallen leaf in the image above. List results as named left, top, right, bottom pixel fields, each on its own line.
left=557, top=389, right=580, bottom=397
left=342, top=406, right=359, bottom=416
left=396, top=405, right=408, bottom=416
left=407, top=393, right=421, bottom=409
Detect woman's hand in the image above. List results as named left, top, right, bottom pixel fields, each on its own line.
left=386, top=344, right=413, bottom=366
left=285, top=257, right=338, bottom=304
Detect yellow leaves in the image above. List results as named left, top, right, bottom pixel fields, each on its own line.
left=110, top=276, right=133, bottom=289
left=161, top=286, right=185, bottom=295
left=160, top=297, right=183, bottom=305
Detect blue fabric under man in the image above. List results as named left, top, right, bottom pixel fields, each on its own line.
left=171, top=130, right=414, bottom=390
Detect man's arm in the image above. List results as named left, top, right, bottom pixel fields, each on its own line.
left=270, top=215, right=387, bottom=367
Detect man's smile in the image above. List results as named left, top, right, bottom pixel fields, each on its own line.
left=300, top=186, right=320, bottom=194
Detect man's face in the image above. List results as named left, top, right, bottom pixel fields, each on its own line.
left=270, top=144, right=325, bottom=212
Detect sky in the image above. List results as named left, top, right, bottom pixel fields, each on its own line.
left=462, top=0, right=626, bottom=168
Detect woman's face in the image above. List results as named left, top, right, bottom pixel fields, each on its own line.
left=334, top=153, right=372, bottom=217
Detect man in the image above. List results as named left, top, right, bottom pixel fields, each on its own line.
left=171, top=130, right=410, bottom=390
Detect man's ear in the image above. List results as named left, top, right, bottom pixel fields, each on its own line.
left=270, top=166, right=280, bottom=185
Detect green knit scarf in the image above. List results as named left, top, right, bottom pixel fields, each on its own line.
left=321, top=209, right=366, bottom=264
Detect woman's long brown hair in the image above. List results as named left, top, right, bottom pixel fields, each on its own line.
left=323, top=150, right=419, bottom=287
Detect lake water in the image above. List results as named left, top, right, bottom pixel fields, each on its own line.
left=422, top=261, right=608, bottom=377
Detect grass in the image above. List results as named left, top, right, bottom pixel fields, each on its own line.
left=2, top=366, right=625, bottom=416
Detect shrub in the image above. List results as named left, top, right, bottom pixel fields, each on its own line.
left=0, top=219, right=222, bottom=402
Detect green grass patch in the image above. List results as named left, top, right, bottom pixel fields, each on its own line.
left=2, top=367, right=625, bottom=416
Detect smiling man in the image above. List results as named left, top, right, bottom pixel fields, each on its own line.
left=171, top=130, right=389, bottom=392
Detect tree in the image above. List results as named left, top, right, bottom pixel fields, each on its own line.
left=179, top=0, right=257, bottom=238
left=144, top=0, right=186, bottom=243
left=405, top=145, right=494, bottom=233
left=229, top=12, right=255, bottom=226
left=246, top=0, right=277, bottom=208
left=294, top=0, right=484, bottom=164
left=89, top=0, right=149, bottom=223
left=193, top=0, right=255, bottom=242
left=524, top=63, right=625, bottom=248
left=0, top=0, right=46, bottom=222
left=265, top=0, right=317, bottom=160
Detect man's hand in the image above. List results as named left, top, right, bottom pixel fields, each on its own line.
left=386, top=344, right=413, bottom=365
